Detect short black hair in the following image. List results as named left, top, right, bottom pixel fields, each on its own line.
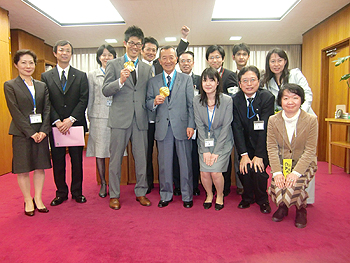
left=206, top=45, right=225, bottom=60
left=53, top=40, right=74, bottom=54
left=232, top=43, right=250, bottom=56
left=13, top=49, right=37, bottom=65
left=124, top=25, right=144, bottom=43
left=143, top=37, right=159, bottom=50
left=238, top=65, right=260, bottom=81
left=277, top=83, right=305, bottom=107
left=96, top=44, right=117, bottom=66
left=179, top=50, right=194, bottom=60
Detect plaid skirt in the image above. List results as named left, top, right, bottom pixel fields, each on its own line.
left=268, top=163, right=317, bottom=209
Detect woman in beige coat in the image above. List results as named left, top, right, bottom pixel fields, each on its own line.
left=267, top=83, right=318, bottom=228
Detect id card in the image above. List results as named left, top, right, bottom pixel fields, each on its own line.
left=29, top=114, right=42, bottom=124
left=283, top=159, right=292, bottom=178
left=254, top=120, right=264, bottom=130
left=205, top=138, right=214, bottom=147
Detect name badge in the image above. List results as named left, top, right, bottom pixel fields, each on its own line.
left=30, top=114, right=42, bottom=124
left=205, top=138, right=214, bottom=147
left=106, top=100, right=112, bottom=107
left=227, top=86, right=239, bottom=95
left=254, top=120, right=264, bottom=130
left=194, top=89, right=199, bottom=96
left=283, top=159, right=292, bottom=177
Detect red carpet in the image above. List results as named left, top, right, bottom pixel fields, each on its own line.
left=0, top=153, right=350, bottom=263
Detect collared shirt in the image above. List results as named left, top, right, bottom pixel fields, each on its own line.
left=244, top=93, right=257, bottom=106
left=56, top=64, right=70, bottom=81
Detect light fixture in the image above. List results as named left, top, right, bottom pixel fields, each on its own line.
left=165, top=37, right=177, bottom=42
left=212, top=0, right=301, bottom=21
left=230, top=36, right=242, bottom=41
left=22, top=0, right=125, bottom=26
left=105, top=39, right=118, bottom=44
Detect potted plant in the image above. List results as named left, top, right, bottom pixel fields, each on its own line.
left=333, top=55, right=350, bottom=88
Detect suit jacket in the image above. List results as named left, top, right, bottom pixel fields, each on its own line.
left=191, top=73, right=200, bottom=90
left=41, top=66, right=89, bottom=131
left=102, top=56, right=152, bottom=131
left=193, top=94, right=233, bottom=156
left=220, top=67, right=238, bottom=95
left=4, top=76, right=51, bottom=138
left=146, top=71, right=195, bottom=141
left=232, top=89, right=275, bottom=164
left=267, top=110, right=318, bottom=175
left=87, top=68, right=110, bottom=119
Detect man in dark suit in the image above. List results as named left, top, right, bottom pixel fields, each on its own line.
left=102, top=26, right=153, bottom=210
left=206, top=45, right=238, bottom=196
left=146, top=46, right=195, bottom=208
left=173, top=50, right=201, bottom=196
left=232, top=66, right=274, bottom=214
left=41, top=40, right=88, bottom=206
left=141, top=26, right=190, bottom=194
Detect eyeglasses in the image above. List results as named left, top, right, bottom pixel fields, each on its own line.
left=241, top=78, right=257, bottom=84
left=180, top=59, right=193, bottom=64
left=208, top=55, right=222, bottom=61
left=127, top=41, right=143, bottom=48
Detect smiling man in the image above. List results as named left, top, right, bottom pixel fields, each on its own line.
left=102, top=26, right=153, bottom=210
left=232, top=43, right=250, bottom=73
left=146, top=46, right=195, bottom=208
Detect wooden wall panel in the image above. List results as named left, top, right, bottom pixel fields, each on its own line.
left=302, top=3, right=350, bottom=161
left=0, top=7, right=13, bottom=175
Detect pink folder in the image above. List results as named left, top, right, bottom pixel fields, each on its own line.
left=52, top=126, right=85, bottom=147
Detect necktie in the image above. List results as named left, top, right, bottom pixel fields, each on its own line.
left=61, top=70, right=67, bottom=91
left=247, top=98, right=254, bottom=119
left=131, top=61, right=137, bottom=85
left=167, top=75, right=172, bottom=101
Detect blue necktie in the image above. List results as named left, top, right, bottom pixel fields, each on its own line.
left=61, top=70, right=66, bottom=91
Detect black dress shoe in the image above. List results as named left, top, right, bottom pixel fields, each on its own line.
left=193, top=188, right=200, bottom=196
left=72, top=195, right=87, bottom=203
left=236, top=187, right=244, bottom=195
left=99, top=184, right=107, bottom=198
left=158, top=198, right=173, bottom=208
left=260, top=203, right=271, bottom=214
left=203, top=202, right=212, bottom=209
left=238, top=200, right=251, bottom=209
left=33, top=198, right=49, bottom=213
left=50, top=196, right=68, bottom=206
left=173, top=188, right=181, bottom=196
left=215, top=203, right=224, bottom=211
left=183, top=201, right=193, bottom=208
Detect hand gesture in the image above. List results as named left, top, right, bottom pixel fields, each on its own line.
left=181, top=25, right=190, bottom=39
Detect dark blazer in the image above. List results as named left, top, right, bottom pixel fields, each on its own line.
left=220, top=67, right=238, bottom=95
left=192, top=73, right=200, bottom=90
left=41, top=66, right=89, bottom=131
left=4, top=76, right=51, bottom=138
left=232, top=88, right=274, bottom=165
left=153, top=39, right=189, bottom=76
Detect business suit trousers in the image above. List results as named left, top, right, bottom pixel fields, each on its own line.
left=158, top=125, right=193, bottom=202
left=109, top=117, right=148, bottom=199
left=146, top=122, right=156, bottom=189
left=238, top=169, right=268, bottom=205
left=49, top=132, right=83, bottom=198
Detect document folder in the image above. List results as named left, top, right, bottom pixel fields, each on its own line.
left=52, top=126, right=85, bottom=147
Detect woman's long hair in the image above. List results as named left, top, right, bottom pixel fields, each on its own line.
left=261, top=48, right=290, bottom=88
left=199, top=67, right=223, bottom=108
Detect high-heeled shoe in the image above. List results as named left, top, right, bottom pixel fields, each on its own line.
left=215, top=203, right=224, bottom=211
left=33, top=198, right=49, bottom=213
left=99, top=184, right=107, bottom=198
left=203, top=202, right=212, bottom=209
left=24, top=202, right=35, bottom=216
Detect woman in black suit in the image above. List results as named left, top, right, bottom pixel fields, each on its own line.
left=4, top=50, right=51, bottom=216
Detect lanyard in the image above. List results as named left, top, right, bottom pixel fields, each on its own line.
left=247, top=98, right=256, bottom=119
left=23, top=78, right=36, bottom=114
left=207, top=105, right=216, bottom=135
left=162, top=70, right=177, bottom=91
left=219, top=68, right=224, bottom=78
left=100, top=67, right=105, bottom=75
left=124, top=54, right=139, bottom=67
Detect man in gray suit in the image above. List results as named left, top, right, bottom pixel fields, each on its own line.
left=102, top=26, right=153, bottom=210
left=146, top=46, right=195, bottom=208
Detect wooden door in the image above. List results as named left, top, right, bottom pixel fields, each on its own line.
left=325, top=42, right=350, bottom=168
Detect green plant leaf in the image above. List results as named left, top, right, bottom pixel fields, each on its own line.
left=333, top=55, right=350, bottom=67
left=340, top=73, right=350, bottom=81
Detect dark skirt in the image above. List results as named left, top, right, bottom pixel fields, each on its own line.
left=12, top=135, right=51, bottom=174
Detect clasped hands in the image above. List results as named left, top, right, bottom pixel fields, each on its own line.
left=31, top=132, right=47, bottom=143
left=274, top=173, right=299, bottom=189
left=55, top=118, right=73, bottom=135
left=203, top=152, right=219, bottom=166
left=240, top=155, right=264, bottom=174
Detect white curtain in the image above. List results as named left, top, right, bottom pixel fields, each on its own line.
left=71, top=45, right=301, bottom=77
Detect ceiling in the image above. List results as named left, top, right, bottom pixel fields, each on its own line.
left=1, top=0, right=349, bottom=48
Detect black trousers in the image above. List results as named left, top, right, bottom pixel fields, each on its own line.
left=238, top=168, right=269, bottom=205
left=49, top=132, right=83, bottom=198
left=146, top=122, right=156, bottom=189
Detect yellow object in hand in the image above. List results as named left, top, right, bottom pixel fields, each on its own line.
left=124, top=61, right=135, bottom=71
left=159, top=86, right=170, bottom=97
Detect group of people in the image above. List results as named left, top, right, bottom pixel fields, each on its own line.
left=4, top=25, right=318, bottom=228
